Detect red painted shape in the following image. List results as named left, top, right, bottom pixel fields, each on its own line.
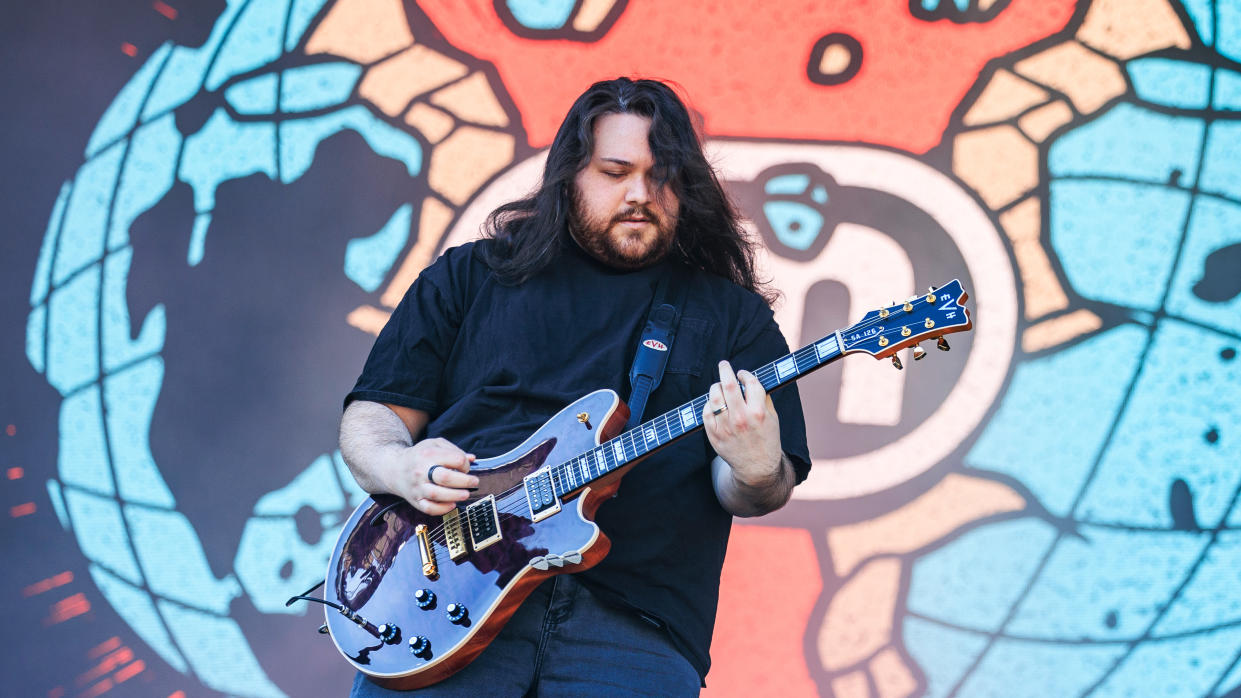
left=45, top=592, right=91, bottom=625
left=22, top=571, right=74, bottom=597
left=121, top=43, right=138, bottom=57
left=11, top=501, right=36, bottom=517
left=115, top=660, right=146, bottom=683
left=153, top=1, right=178, bottom=20
left=7, top=466, right=23, bottom=479
left=419, top=0, right=1076, bottom=152
left=5, top=424, right=15, bottom=436
left=168, top=691, right=187, bottom=698
left=88, top=636, right=121, bottom=659
left=80, top=678, right=113, bottom=698
left=705, top=524, right=821, bottom=696
left=47, top=687, right=64, bottom=698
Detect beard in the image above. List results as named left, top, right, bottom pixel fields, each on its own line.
left=568, top=193, right=677, bottom=270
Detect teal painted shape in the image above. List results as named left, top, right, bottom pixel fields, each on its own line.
left=967, top=324, right=1147, bottom=517
left=64, top=488, right=144, bottom=585
left=811, top=185, right=827, bottom=204
left=279, top=105, right=423, bottom=183
left=253, top=453, right=346, bottom=515
left=102, top=249, right=167, bottom=373
left=180, top=109, right=278, bottom=213
left=1167, top=197, right=1241, bottom=335
left=1219, top=0, right=1241, bottom=63
left=1005, top=526, right=1208, bottom=639
left=26, top=303, right=46, bottom=374
left=157, top=601, right=286, bottom=698
left=1049, top=180, right=1190, bottom=312
left=280, top=62, right=362, bottom=112
left=505, top=0, right=575, bottom=29
left=90, top=564, right=188, bottom=672
left=908, top=518, right=1057, bottom=632
left=46, top=479, right=69, bottom=529
left=902, top=617, right=989, bottom=698
left=957, top=639, right=1125, bottom=698
left=188, top=212, right=212, bottom=267
left=1077, top=322, right=1241, bottom=528
left=1219, top=655, right=1241, bottom=697
left=125, top=504, right=242, bottom=614
left=286, top=0, right=332, bottom=51
left=1152, top=532, right=1241, bottom=635
left=1127, top=58, right=1212, bottom=109
left=1093, top=625, right=1241, bottom=697
left=1048, top=103, right=1203, bottom=187
left=764, top=173, right=809, bottom=195
left=332, top=450, right=369, bottom=509
left=109, top=114, right=182, bottom=251
left=103, top=358, right=176, bottom=508
left=30, top=181, right=70, bottom=306
left=57, top=385, right=113, bottom=496
left=1198, top=120, right=1241, bottom=203
left=1214, top=68, right=1241, bottom=110
left=1180, top=0, right=1214, bottom=47
left=142, top=0, right=245, bottom=119
left=53, top=141, right=125, bottom=285
left=47, top=265, right=101, bottom=394
left=224, top=72, right=278, bottom=114
left=234, top=516, right=338, bottom=614
left=205, top=0, right=289, bottom=91
left=86, top=44, right=173, bottom=157
left=345, top=203, right=412, bottom=292
left=762, top=201, right=823, bottom=250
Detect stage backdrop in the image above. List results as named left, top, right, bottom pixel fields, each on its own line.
left=3, top=1, right=1240, bottom=696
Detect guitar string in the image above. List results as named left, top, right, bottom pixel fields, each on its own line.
left=406, top=300, right=961, bottom=548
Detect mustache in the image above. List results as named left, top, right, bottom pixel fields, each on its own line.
left=613, top=206, right=656, bottom=223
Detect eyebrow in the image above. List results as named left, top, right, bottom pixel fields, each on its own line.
left=598, top=157, right=634, bottom=167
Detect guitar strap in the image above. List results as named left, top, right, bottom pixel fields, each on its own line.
left=625, top=271, right=687, bottom=430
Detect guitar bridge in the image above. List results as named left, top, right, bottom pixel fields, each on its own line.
left=523, top=470, right=561, bottom=522
left=466, top=495, right=502, bottom=551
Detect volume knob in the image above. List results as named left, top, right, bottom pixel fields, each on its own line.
left=414, top=588, right=436, bottom=609
left=446, top=603, right=469, bottom=624
left=409, top=635, right=431, bottom=657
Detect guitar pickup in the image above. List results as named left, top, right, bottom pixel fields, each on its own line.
left=466, top=495, right=502, bottom=551
left=442, top=508, right=468, bottom=561
left=523, top=470, right=561, bottom=522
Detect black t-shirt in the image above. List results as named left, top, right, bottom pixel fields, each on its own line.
left=346, top=237, right=810, bottom=680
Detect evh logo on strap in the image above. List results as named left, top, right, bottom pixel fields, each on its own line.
left=642, top=339, right=668, bottom=351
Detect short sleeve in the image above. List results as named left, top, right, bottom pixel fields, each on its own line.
left=344, top=244, right=483, bottom=415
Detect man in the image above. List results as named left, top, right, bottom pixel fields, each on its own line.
left=340, top=77, right=810, bottom=696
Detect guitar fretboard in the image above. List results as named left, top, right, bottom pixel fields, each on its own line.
left=546, top=332, right=843, bottom=496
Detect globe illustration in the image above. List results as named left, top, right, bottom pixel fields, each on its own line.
left=903, top=2, right=1241, bottom=695
left=24, top=0, right=519, bottom=694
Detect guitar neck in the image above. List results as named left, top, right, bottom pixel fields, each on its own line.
left=546, top=332, right=844, bottom=497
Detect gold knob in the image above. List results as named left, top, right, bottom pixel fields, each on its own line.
left=901, top=326, right=912, bottom=337
left=891, top=355, right=903, bottom=370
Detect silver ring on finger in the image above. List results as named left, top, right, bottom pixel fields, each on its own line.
left=427, top=464, right=442, bottom=485
left=712, top=404, right=728, bottom=416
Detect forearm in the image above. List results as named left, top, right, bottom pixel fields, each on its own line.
left=338, top=400, right=416, bottom=496
left=712, top=452, right=795, bottom=517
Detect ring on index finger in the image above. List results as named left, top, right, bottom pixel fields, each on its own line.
left=427, top=464, right=442, bottom=485
left=712, top=405, right=728, bottom=416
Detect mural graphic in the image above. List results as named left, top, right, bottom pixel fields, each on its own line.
left=7, top=0, right=1240, bottom=696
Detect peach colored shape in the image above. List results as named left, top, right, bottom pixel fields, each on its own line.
left=1014, top=41, right=1127, bottom=116
left=831, top=670, right=871, bottom=698
left=962, top=69, right=1049, bottom=127
left=1077, top=0, right=1192, bottom=60
left=1017, top=99, right=1074, bottom=143
left=305, top=0, right=414, bottom=64
left=381, top=197, right=456, bottom=308
left=405, top=102, right=456, bottom=145
left=871, top=646, right=918, bottom=698
left=428, top=127, right=516, bottom=206
left=826, top=473, right=1027, bottom=579
left=952, top=124, right=1040, bottom=210
left=1023, top=308, right=1104, bottom=353
left=999, top=197, right=1070, bottom=320
left=359, top=45, right=468, bottom=117
left=431, top=73, right=511, bottom=127
left=818, top=557, right=901, bottom=671
left=572, top=0, right=620, bottom=32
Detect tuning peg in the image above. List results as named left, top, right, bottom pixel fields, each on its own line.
left=913, top=344, right=927, bottom=361
left=891, top=354, right=903, bottom=370
left=937, top=337, right=951, bottom=352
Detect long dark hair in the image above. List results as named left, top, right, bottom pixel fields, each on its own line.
left=481, top=77, right=771, bottom=302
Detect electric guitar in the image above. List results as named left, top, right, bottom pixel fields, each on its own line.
left=315, top=280, right=973, bottom=689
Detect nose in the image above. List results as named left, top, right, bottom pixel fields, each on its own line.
left=625, top=175, right=651, bottom=205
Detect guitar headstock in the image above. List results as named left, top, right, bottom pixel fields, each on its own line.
left=839, top=280, right=973, bottom=367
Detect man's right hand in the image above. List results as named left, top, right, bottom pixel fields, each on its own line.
left=396, top=438, right=479, bottom=515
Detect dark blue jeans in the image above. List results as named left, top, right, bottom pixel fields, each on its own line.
left=349, top=574, right=700, bottom=697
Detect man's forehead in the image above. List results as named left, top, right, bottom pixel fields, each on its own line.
left=589, top=112, right=654, bottom=162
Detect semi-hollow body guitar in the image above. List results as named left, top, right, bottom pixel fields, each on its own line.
left=319, top=280, right=973, bottom=689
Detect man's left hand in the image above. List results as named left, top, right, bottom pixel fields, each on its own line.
left=703, top=360, right=784, bottom=487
